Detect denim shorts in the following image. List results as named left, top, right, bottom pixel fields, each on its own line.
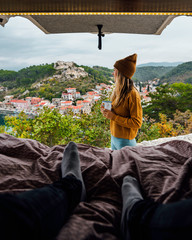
left=111, top=135, right=137, bottom=150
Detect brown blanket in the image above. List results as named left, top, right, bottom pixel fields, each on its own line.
left=0, top=133, right=192, bottom=240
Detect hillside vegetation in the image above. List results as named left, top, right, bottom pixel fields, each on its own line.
left=134, top=66, right=174, bottom=82
left=160, top=61, right=192, bottom=84
left=80, top=65, right=113, bottom=82
left=0, top=61, right=192, bottom=101
left=0, top=63, right=113, bottom=101
left=0, top=64, right=56, bottom=89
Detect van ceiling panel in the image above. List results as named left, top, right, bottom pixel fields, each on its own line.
left=0, top=0, right=192, bottom=13
left=26, top=15, right=175, bottom=35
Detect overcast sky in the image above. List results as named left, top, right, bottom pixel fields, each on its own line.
left=0, top=15, right=192, bottom=71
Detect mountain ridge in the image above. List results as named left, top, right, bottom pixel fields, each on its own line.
left=0, top=60, right=192, bottom=101
left=138, top=62, right=183, bottom=67
left=160, top=61, right=192, bottom=84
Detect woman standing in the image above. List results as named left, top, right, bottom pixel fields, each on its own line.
left=101, top=53, right=142, bottom=150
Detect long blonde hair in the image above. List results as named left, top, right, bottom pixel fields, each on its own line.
left=111, top=70, right=133, bottom=108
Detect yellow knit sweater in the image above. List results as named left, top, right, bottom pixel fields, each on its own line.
left=110, top=87, right=143, bottom=140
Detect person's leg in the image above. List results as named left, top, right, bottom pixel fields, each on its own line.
left=62, top=141, right=86, bottom=201
left=0, top=141, right=86, bottom=240
left=128, top=198, right=192, bottom=240
left=0, top=175, right=81, bottom=240
left=111, top=135, right=117, bottom=150
left=112, top=137, right=137, bottom=150
left=148, top=198, right=192, bottom=240
left=119, top=138, right=136, bottom=148
left=121, top=175, right=192, bottom=240
left=126, top=138, right=137, bottom=147
left=121, top=175, right=143, bottom=240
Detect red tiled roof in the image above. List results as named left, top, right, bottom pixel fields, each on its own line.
left=11, top=100, right=28, bottom=103
left=60, top=106, right=73, bottom=110
left=71, top=105, right=83, bottom=109
left=31, top=98, right=42, bottom=104
left=32, top=97, right=41, bottom=100
left=87, top=91, right=97, bottom=95
left=61, top=101, right=72, bottom=104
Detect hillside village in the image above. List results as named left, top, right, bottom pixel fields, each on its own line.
left=0, top=83, right=112, bottom=116
left=0, top=60, right=169, bottom=116
left=0, top=61, right=112, bottom=115
left=0, top=81, right=158, bottom=116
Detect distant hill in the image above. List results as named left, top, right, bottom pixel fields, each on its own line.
left=138, top=62, right=183, bottom=67
left=0, top=64, right=56, bottom=89
left=79, top=65, right=113, bottom=83
left=134, top=66, right=174, bottom=82
left=0, top=60, right=192, bottom=101
left=160, top=61, right=192, bottom=84
left=0, top=62, right=113, bottom=101
left=134, top=61, right=192, bottom=83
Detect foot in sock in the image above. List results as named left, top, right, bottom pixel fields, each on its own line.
left=121, top=175, right=143, bottom=240
left=61, top=141, right=86, bottom=201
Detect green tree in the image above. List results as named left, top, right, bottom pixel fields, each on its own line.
left=0, top=70, right=17, bottom=82
left=136, top=115, right=161, bottom=142
left=171, top=83, right=192, bottom=112
left=154, top=113, right=178, bottom=138
left=76, top=98, right=111, bottom=147
left=32, top=107, right=78, bottom=147
left=144, top=84, right=177, bottom=120
left=170, top=110, right=192, bottom=135
left=4, top=103, right=110, bottom=148
left=0, top=125, right=6, bottom=134
left=4, top=111, right=33, bottom=138
left=143, top=83, right=192, bottom=121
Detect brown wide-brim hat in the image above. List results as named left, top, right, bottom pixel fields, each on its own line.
left=114, top=53, right=137, bottom=78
